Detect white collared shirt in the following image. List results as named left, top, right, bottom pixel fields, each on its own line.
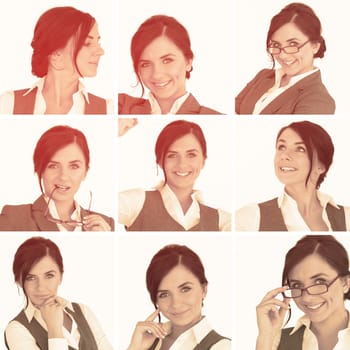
left=253, top=68, right=319, bottom=114
left=148, top=91, right=190, bottom=114
left=235, top=190, right=350, bottom=231
left=0, top=77, right=114, bottom=114
left=272, top=312, right=350, bottom=350
left=46, top=196, right=83, bottom=232
left=154, top=317, right=231, bottom=350
left=118, top=183, right=231, bottom=231
left=5, top=298, right=113, bottom=350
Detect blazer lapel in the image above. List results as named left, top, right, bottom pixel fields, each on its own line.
left=32, top=196, right=59, bottom=231
left=176, top=94, right=201, bottom=114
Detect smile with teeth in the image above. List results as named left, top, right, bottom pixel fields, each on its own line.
left=55, top=184, right=70, bottom=190
left=175, top=171, right=191, bottom=176
left=305, top=302, right=324, bottom=310
left=153, top=80, right=171, bottom=88
left=280, top=166, right=296, bottom=172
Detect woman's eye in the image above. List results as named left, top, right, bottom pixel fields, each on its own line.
left=158, top=292, right=168, bottom=299
left=289, top=41, right=299, bottom=47
left=163, top=58, right=173, bottom=64
left=277, top=144, right=285, bottom=151
left=187, top=152, right=197, bottom=158
left=25, top=275, right=35, bottom=282
left=290, top=282, right=302, bottom=289
left=181, top=286, right=191, bottom=293
left=296, top=147, right=306, bottom=152
left=166, top=153, right=177, bottom=159
left=139, top=62, right=150, bottom=69
left=314, top=278, right=327, bottom=285
left=270, top=42, right=280, bottom=48
left=70, top=164, right=80, bottom=169
left=47, top=163, right=58, bottom=169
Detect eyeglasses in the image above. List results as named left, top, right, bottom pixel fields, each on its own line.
left=267, top=40, right=310, bottom=55
left=282, top=275, right=339, bottom=299
left=44, top=187, right=92, bottom=227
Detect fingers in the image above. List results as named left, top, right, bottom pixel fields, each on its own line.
left=118, top=118, right=138, bottom=136
left=145, top=308, right=160, bottom=321
left=136, top=321, right=168, bottom=340
left=83, top=214, right=111, bottom=231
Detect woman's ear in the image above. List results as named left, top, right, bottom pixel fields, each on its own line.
left=312, top=41, right=321, bottom=56
left=49, top=50, right=64, bottom=70
left=186, top=59, right=193, bottom=73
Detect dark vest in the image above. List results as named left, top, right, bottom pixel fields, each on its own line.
left=5, top=303, right=98, bottom=350
left=127, top=190, right=219, bottom=231
left=13, top=88, right=107, bottom=114
left=258, top=198, right=346, bottom=231
left=277, top=326, right=305, bottom=350
left=148, top=329, right=229, bottom=350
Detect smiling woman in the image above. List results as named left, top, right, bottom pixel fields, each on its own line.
left=235, top=120, right=350, bottom=231
left=118, top=15, right=222, bottom=114
left=255, top=235, right=350, bottom=350
left=118, top=119, right=231, bottom=231
left=0, top=125, right=114, bottom=231
left=0, top=6, right=112, bottom=114
left=235, top=2, right=335, bottom=114
left=4, top=236, right=113, bottom=349
left=126, top=244, right=231, bottom=350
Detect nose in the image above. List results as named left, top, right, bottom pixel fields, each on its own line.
left=35, top=278, right=46, bottom=292
left=58, top=166, right=69, bottom=180
left=280, top=149, right=291, bottom=160
left=171, top=294, right=183, bottom=309
left=94, top=44, right=104, bottom=57
left=152, top=62, right=166, bottom=79
left=277, top=49, right=291, bottom=60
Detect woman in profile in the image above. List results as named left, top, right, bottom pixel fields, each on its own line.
left=0, top=6, right=112, bottom=114
left=119, top=120, right=231, bottom=231
left=0, top=125, right=113, bottom=231
left=5, top=236, right=113, bottom=349
left=127, top=244, right=231, bottom=349
left=236, top=3, right=335, bottom=114
left=256, top=235, right=350, bottom=349
left=236, top=120, right=350, bottom=231
left=118, top=15, right=221, bottom=115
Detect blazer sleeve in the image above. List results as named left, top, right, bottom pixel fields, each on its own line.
left=0, top=204, right=38, bottom=231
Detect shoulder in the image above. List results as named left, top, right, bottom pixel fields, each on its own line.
left=180, top=94, right=222, bottom=114
left=0, top=90, right=15, bottom=114
left=1, top=203, right=32, bottom=215
left=210, top=338, right=231, bottom=350
left=118, top=93, right=150, bottom=114
left=235, top=203, right=260, bottom=231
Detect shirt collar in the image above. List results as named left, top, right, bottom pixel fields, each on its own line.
left=158, top=182, right=202, bottom=202
left=160, top=316, right=210, bottom=346
left=277, top=190, right=339, bottom=209
left=24, top=297, right=73, bottom=322
left=290, top=310, right=350, bottom=335
left=22, top=77, right=90, bottom=103
left=148, top=92, right=190, bottom=114
left=274, top=67, right=319, bottom=89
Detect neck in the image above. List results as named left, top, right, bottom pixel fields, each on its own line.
left=54, top=199, right=75, bottom=221
left=169, top=315, right=203, bottom=340
left=167, top=184, right=193, bottom=214
left=42, top=71, right=80, bottom=113
left=310, top=309, right=349, bottom=338
left=284, top=183, right=319, bottom=216
left=155, top=91, right=186, bottom=114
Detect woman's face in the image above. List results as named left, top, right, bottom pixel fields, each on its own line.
left=42, top=142, right=87, bottom=203
left=274, top=128, right=322, bottom=188
left=269, top=22, right=320, bottom=77
left=52, top=22, right=104, bottom=77
left=163, top=133, right=205, bottom=193
left=288, top=253, right=349, bottom=325
left=138, top=35, right=192, bottom=103
left=23, top=255, right=62, bottom=307
left=156, top=264, right=207, bottom=327
left=76, top=22, right=104, bottom=77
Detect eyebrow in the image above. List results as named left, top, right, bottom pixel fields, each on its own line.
left=167, top=149, right=200, bottom=154
left=157, top=281, right=194, bottom=293
left=270, top=37, right=303, bottom=44
left=277, top=138, right=305, bottom=145
left=289, top=273, right=330, bottom=283
left=86, top=34, right=101, bottom=40
left=27, top=270, right=57, bottom=277
left=48, top=160, right=83, bottom=164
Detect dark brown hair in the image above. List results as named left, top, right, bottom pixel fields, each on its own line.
left=31, top=6, right=95, bottom=77
left=33, top=125, right=90, bottom=193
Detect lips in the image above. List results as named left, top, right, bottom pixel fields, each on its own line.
left=153, top=80, right=171, bottom=88
left=175, top=171, right=191, bottom=177
left=54, top=184, right=71, bottom=192
left=280, top=166, right=297, bottom=172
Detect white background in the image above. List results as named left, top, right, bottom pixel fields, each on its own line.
left=0, top=117, right=116, bottom=219
left=0, top=232, right=115, bottom=348
left=118, top=0, right=233, bottom=115
left=235, top=116, right=350, bottom=210
left=118, top=116, right=233, bottom=213
left=235, top=0, right=350, bottom=114
left=118, top=232, right=233, bottom=350
left=0, top=0, right=115, bottom=100
left=235, top=233, right=350, bottom=350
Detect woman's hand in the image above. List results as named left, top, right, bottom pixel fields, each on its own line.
left=256, top=286, right=290, bottom=350
left=83, top=214, right=112, bottom=231
left=127, top=309, right=168, bottom=350
left=118, top=118, right=138, bottom=136
left=36, top=296, right=64, bottom=339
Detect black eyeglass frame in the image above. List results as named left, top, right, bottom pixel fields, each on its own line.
left=282, top=275, right=340, bottom=299
left=44, top=187, right=92, bottom=227
left=267, top=40, right=310, bottom=55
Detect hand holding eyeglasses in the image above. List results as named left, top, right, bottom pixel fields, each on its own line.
left=256, top=286, right=291, bottom=344
left=83, top=214, right=112, bottom=231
